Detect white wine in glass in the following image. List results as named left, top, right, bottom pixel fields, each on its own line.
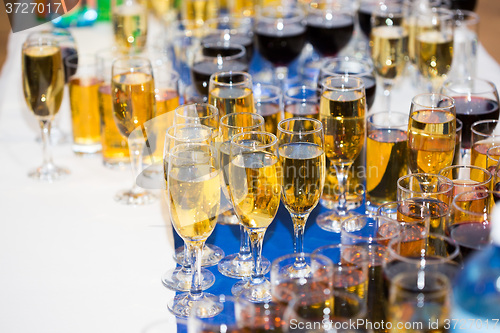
left=22, top=37, right=68, bottom=181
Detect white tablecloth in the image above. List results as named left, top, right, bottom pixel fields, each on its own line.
left=2, top=19, right=500, bottom=333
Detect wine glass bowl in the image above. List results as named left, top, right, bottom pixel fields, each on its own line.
left=208, top=71, right=254, bottom=118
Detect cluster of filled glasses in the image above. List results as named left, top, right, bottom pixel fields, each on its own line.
left=21, top=0, right=497, bottom=328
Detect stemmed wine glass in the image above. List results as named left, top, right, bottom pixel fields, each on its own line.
left=277, top=118, right=326, bottom=266
left=254, top=6, right=307, bottom=90
left=407, top=93, right=456, bottom=174
left=111, top=56, right=156, bottom=205
left=22, top=36, right=69, bottom=181
left=305, top=0, right=355, bottom=57
left=369, top=1, right=408, bottom=110
left=441, top=77, right=500, bottom=162
left=218, top=112, right=272, bottom=279
left=166, top=143, right=221, bottom=318
left=316, top=76, right=367, bottom=232
left=229, top=131, right=282, bottom=301
left=208, top=71, right=255, bottom=118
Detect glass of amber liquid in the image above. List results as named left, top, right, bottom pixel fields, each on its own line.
left=66, top=53, right=102, bottom=155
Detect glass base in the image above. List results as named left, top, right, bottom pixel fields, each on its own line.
left=316, top=210, right=360, bottom=233
left=280, top=261, right=312, bottom=279
left=114, top=188, right=157, bottom=205
left=72, top=143, right=102, bottom=155
left=168, top=292, right=221, bottom=318
left=28, top=164, right=70, bottom=182
left=231, top=278, right=272, bottom=302
left=218, top=252, right=271, bottom=279
left=161, top=266, right=215, bottom=292
left=174, top=244, right=225, bottom=267
left=103, top=158, right=130, bottom=170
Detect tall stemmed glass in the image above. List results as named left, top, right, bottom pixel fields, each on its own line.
left=22, top=37, right=68, bottom=181
left=416, top=7, right=454, bottom=92
left=229, top=132, right=282, bottom=301
left=166, top=143, right=221, bottom=318
left=208, top=71, right=255, bottom=118
left=254, top=6, right=307, bottom=90
left=277, top=118, right=326, bottom=266
left=218, top=112, right=272, bottom=279
left=111, top=56, right=156, bottom=204
left=407, top=93, right=456, bottom=174
left=441, top=77, right=500, bottom=162
left=317, top=76, right=367, bottom=232
left=369, top=1, right=408, bottom=110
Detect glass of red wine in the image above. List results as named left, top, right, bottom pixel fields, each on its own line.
left=306, top=0, right=355, bottom=57
left=254, top=6, right=307, bottom=90
left=319, top=56, right=377, bottom=110
left=441, top=77, right=500, bottom=162
left=190, top=42, right=248, bottom=97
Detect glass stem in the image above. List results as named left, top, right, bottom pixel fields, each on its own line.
left=291, top=213, right=309, bottom=269
left=335, top=163, right=353, bottom=216
left=248, top=229, right=266, bottom=284
left=239, top=225, right=251, bottom=258
left=40, top=120, right=54, bottom=171
left=128, top=138, right=145, bottom=194
left=382, top=79, right=393, bottom=111
left=186, top=240, right=204, bottom=300
left=181, top=243, right=191, bottom=273
left=274, top=66, right=288, bottom=92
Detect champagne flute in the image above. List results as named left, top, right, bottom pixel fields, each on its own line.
left=407, top=93, right=456, bottom=174
left=22, top=36, right=68, bottom=181
left=441, top=77, right=500, bottom=161
left=181, top=0, right=219, bottom=26
left=111, top=56, right=156, bottom=205
left=254, top=6, right=307, bottom=90
left=166, top=143, right=221, bottom=318
left=218, top=112, right=272, bottom=279
left=112, top=0, right=148, bottom=53
left=370, top=1, right=408, bottom=110
left=277, top=118, right=326, bottom=263
left=316, top=75, right=367, bottom=232
left=208, top=71, right=255, bottom=118
left=283, top=85, right=320, bottom=121
left=416, top=7, right=454, bottom=92
left=253, top=83, right=284, bottom=135
left=229, top=131, right=281, bottom=301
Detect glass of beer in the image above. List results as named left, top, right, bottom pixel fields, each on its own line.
left=366, top=111, right=408, bottom=212
left=208, top=71, right=254, bottom=118
left=96, top=48, right=130, bottom=169
left=253, top=83, right=283, bottom=135
left=22, top=36, right=68, bottom=181
left=66, top=53, right=102, bottom=155
left=397, top=173, right=454, bottom=235
left=471, top=119, right=500, bottom=170
left=408, top=93, right=456, bottom=174
left=166, top=143, right=221, bottom=318
left=388, top=271, right=451, bottom=333
left=112, top=0, right=148, bottom=53
left=450, top=189, right=494, bottom=258
left=341, top=215, right=401, bottom=333
left=111, top=56, right=156, bottom=205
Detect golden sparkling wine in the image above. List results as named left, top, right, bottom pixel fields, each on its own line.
left=112, top=4, right=148, bottom=52
left=69, top=77, right=102, bottom=146
left=258, top=104, right=283, bottom=135
left=22, top=45, right=64, bottom=119
left=407, top=109, right=456, bottom=174
left=112, top=72, right=155, bottom=137
left=228, top=0, right=254, bottom=17
left=208, top=87, right=254, bottom=118
left=417, top=31, right=453, bottom=79
left=367, top=129, right=408, bottom=206
left=182, top=0, right=218, bottom=25
left=98, top=84, right=130, bottom=164
left=229, top=151, right=281, bottom=229
left=320, top=90, right=366, bottom=166
left=370, top=25, right=409, bottom=79
left=279, top=142, right=325, bottom=214
left=168, top=164, right=220, bottom=241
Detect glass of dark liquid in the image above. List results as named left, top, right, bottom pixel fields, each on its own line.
left=441, top=77, right=500, bottom=162
left=305, top=0, right=355, bottom=57
left=190, top=42, right=248, bottom=97
left=254, top=6, right=307, bottom=90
